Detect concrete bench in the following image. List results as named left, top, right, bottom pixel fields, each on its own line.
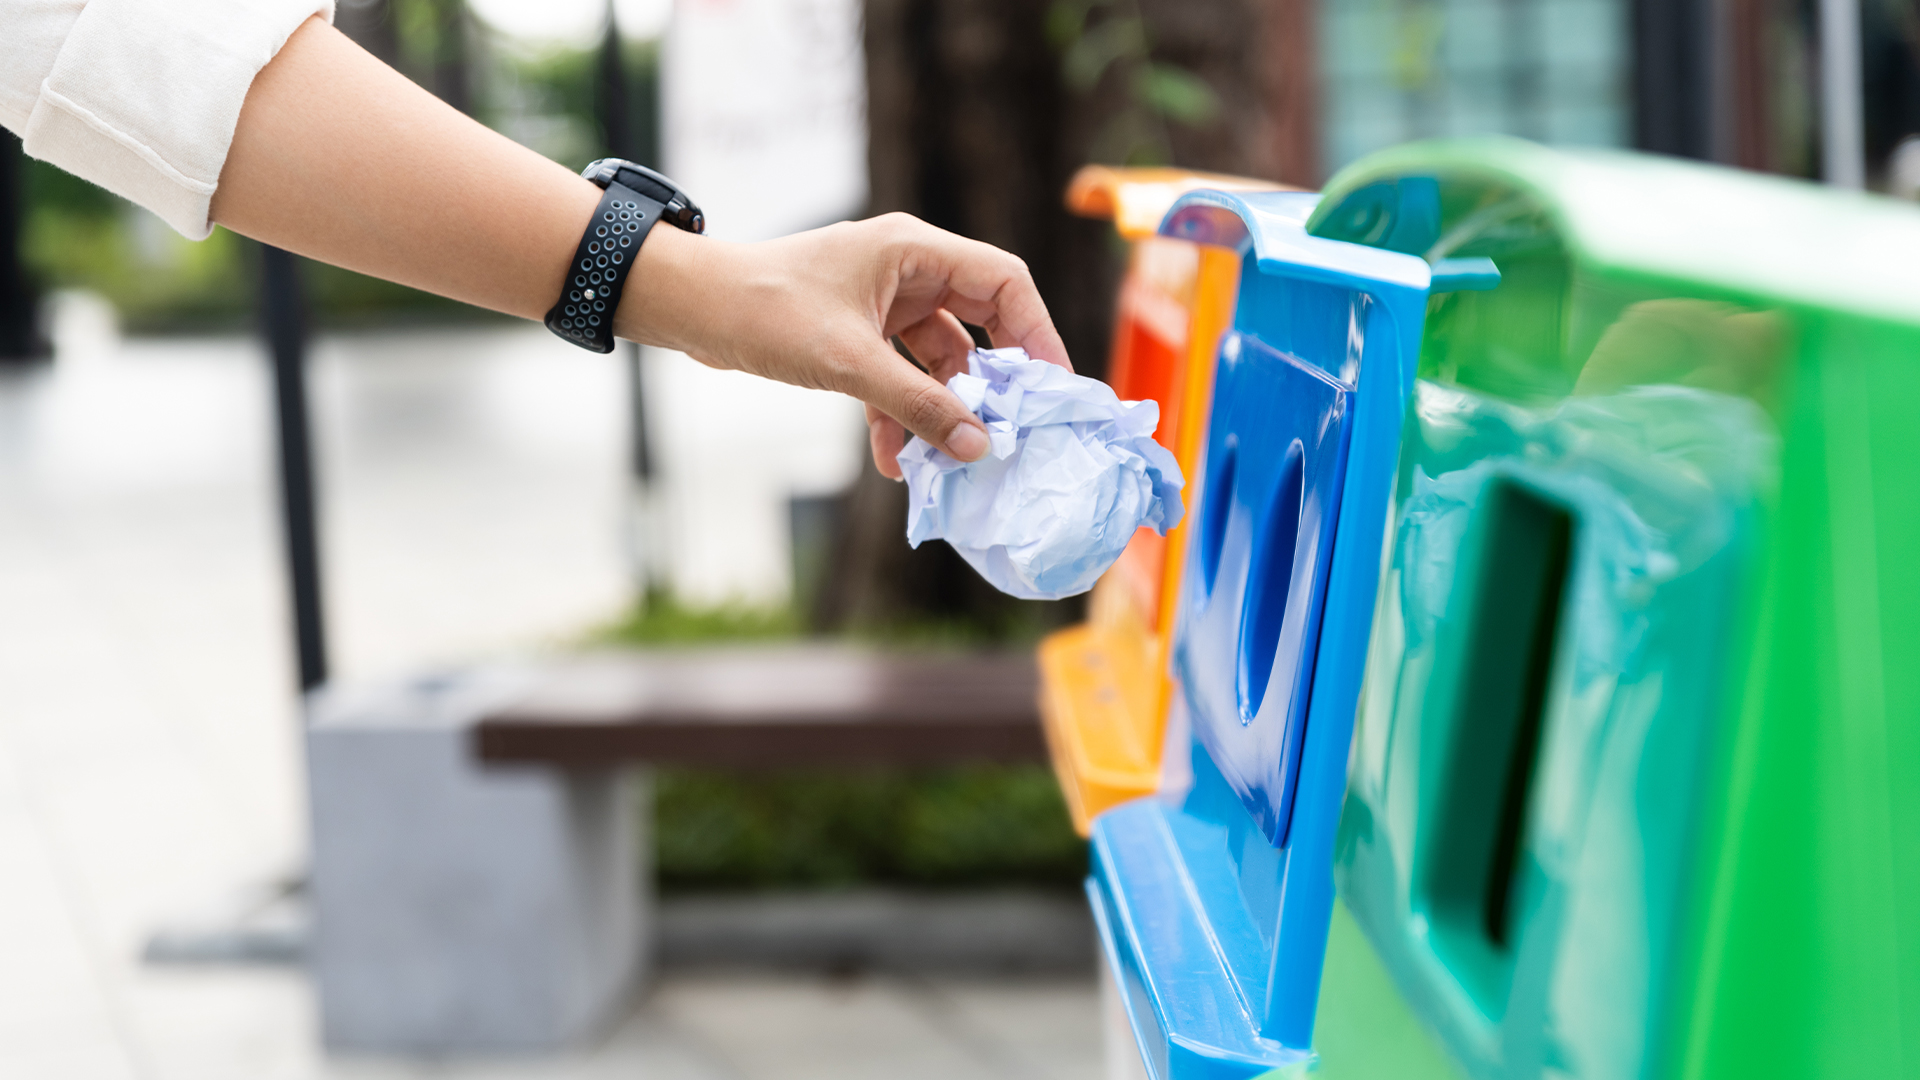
left=306, top=645, right=1044, bottom=1055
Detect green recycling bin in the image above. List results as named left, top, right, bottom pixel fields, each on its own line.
left=1297, top=139, right=1920, bottom=1080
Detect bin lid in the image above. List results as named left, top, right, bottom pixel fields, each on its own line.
left=1310, top=136, right=1920, bottom=329
left=1065, top=166, right=1286, bottom=240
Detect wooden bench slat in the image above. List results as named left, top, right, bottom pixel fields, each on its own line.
left=474, top=646, right=1046, bottom=768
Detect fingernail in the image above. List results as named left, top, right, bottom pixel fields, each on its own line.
left=946, top=422, right=989, bottom=462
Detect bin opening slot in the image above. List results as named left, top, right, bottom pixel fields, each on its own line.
left=1237, top=447, right=1305, bottom=722
left=1429, top=481, right=1572, bottom=952
left=1200, top=443, right=1237, bottom=592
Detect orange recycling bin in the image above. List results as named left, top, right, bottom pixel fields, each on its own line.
left=1038, top=166, right=1282, bottom=834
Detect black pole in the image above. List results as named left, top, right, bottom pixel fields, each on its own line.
left=0, top=132, right=46, bottom=363
left=600, top=11, right=650, bottom=486
left=599, top=6, right=633, bottom=161
left=430, top=0, right=473, bottom=116
left=600, top=4, right=664, bottom=597
left=1633, top=0, right=1715, bottom=159
left=261, top=244, right=328, bottom=693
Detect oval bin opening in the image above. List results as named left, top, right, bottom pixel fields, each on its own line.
left=1237, top=449, right=1305, bottom=722
left=1200, top=443, right=1237, bottom=593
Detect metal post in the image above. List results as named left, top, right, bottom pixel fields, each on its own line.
left=600, top=5, right=633, bottom=160
left=1821, top=0, right=1866, bottom=187
left=1632, top=0, right=1714, bottom=160
left=599, top=10, right=651, bottom=487
left=0, top=132, right=46, bottom=363
left=431, top=0, right=473, bottom=116
left=142, top=243, right=326, bottom=966
left=601, top=2, right=666, bottom=598
left=261, top=244, right=328, bottom=694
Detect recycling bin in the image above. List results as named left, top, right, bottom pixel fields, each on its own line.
left=1038, top=166, right=1279, bottom=834
left=1084, top=183, right=1503, bottom=1078
left=1290, top=139, right=1920, bottom=1080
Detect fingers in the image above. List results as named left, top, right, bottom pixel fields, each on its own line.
left=896, top=309, right=976, bottom=383
left=833, top=334, right=988, bottom=466
left=865, top=312, right=977, bottom=477
left=866, top=405, right=906, bottom=479
left=916, top=230, right=1073, bottom=372
left=869, top=311, right=975, bottom=477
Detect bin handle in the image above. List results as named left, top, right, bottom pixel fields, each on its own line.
left=1430, top=257, right=1502, bottom=293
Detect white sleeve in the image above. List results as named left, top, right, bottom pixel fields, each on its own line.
left=1, top=0, right=336, bottom=240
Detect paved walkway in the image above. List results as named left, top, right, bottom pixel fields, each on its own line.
left=0, top=296, right=1098, bottom=1079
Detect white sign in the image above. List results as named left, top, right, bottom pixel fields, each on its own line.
left=647, top=0, right=870, bottom=606
left=663, top=0, right=869, bottom=241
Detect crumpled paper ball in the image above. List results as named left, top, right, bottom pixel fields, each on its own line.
left=897, top=347, right=1185, bottom=601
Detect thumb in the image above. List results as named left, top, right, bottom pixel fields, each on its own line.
left=838, top=337, right=989, bottom=463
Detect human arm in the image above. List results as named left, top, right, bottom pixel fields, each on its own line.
left=210, top=17, right=1070, bottom=469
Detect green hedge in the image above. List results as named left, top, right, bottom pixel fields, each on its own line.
left=592, top=593, right=1087, bottom=893
left=652, top=764, right=1086, bottom=892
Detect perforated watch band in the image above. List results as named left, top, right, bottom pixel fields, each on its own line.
left=544, top=181, right=659, bottom=354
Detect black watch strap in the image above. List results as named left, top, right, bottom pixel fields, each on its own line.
left=545, top=180, right=659, bottom=353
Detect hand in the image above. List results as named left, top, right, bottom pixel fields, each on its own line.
left=619, top=213, right=1072, bottom=477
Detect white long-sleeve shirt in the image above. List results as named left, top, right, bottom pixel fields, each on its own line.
left=1, top=0, right=334, bottom=239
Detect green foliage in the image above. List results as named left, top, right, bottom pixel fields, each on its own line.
left=392, top=0, right=462, bottom=73
left=1134, top=62, right=1222, bottom=126
left=478, top=38, right=660, bottom=172
left=1046, top=0, right=1223, bottom=166
left=23, top=156, right=117, bottom=216
left=486, top=45, right=604, bottom=169
left=593, top=589, right=802, bottom=646
left=22, top=184, right=253, bottom=329
left=20, top=158, right=493, bottom=332
left=15, top=26, right=658, bottom=332
left=592, top=588, right=1066, bottom=650
left=1060, top=15, right=1150, bottom=92
left=653, top=764, right=1086, bottom=892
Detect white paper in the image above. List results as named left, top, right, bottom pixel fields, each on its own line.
left=898, top=348, right=1186, bottom=601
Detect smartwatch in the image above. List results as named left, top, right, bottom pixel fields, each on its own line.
left=545, top=159, right=705, bottom=353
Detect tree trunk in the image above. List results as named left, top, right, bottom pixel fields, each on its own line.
left=814, top=0, right=1273, bottom=637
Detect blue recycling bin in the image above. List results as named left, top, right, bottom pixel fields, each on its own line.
left=1086, top=190, right=1498, bottom=1078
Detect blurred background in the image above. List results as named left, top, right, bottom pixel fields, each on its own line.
left=0, top=0, right=1911, bottom=1077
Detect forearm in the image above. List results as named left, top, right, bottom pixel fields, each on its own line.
left=211, top=16, right=599, bottom=323
left=212, top=16, right=1068, bottom=467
